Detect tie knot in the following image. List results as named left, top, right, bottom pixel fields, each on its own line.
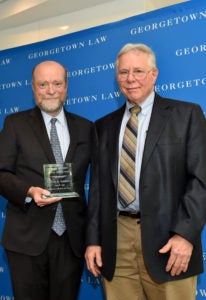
left=130, top=106, right=141, bottom=116
left=51, top=118, right=57, bottom=125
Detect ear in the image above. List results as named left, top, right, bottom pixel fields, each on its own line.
left=152, top=68, right=159, bottom=83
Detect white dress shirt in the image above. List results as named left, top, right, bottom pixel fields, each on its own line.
left=26, top=108, right=69, bottom=202
left=42, top=109, right=70, bottom=161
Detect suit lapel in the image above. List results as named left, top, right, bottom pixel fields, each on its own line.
left=108, top=106, right=125, bottom=188
left=28, top=108, right=78, bottom=163
left=64, top=111, right=78, bottom=161
left=110, top=99, right=173, bottom=184
left=27, top=107, right=54, bottom=162
left=141, top=95, right=174, bottom=171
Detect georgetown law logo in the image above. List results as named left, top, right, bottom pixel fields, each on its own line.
left=197, top=289, right=206, bottom=298
left=0, top=81, right=23, bottom=90
left=82, top=269, right=102, bottom=288
left=130, top=9, right=206, bottom=35
left=0, top=79, right=31, bottom=91
left=196, top=251, right=206, bottom=297
left=0, top=58, right=11, bottom=66
left=65, top=90, right=121, bottom=106
left=1, top=211, right=6, bottom=219
left=155, top=76, right=206, bottom=93
left=0, top=107, right=20, bottom=116
left=27, top=35, right=108, bottom=60
left=87, top=274, right=102, bottom=288
left=175, top=43, right=206, bottom=57
left=68, top=61, right=115, bottom=78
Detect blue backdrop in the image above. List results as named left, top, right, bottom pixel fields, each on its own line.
left=0, top=0, right=206, bottom=299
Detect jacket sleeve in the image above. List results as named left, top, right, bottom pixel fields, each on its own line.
left=86, top=123, right=101, bottom=246
left=0, top=116, right=31, bottom=208
left=171, top=104, right=206, bottom=243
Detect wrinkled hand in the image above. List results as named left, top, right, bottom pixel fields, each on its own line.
left=159, top=234, right=193, bottom=276
left=27, top=186, right=62, bottom=207
left=85, top=246, right=102, bottom=277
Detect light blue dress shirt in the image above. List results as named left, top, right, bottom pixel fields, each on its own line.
left=117, top=91, right=154, bottom=212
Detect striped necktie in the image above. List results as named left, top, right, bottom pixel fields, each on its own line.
left=119, top=106, right=141, bottom=208
left=50, top=118, right=66, bottom=236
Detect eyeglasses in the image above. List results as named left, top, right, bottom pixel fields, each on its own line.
left=117, top=68, right=153, bottom=81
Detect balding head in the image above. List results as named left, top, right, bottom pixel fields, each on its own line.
left=32, top=61, right=68, bottom=116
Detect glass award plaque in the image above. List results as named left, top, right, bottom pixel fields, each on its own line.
left=43, top=163, right=79, bottom=198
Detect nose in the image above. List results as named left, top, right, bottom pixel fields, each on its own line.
left=127, top=72, right=136, bottom=81
left=47, top=83, right=56, bottom=93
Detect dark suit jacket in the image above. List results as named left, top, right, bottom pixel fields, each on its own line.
left=87, top=93, right=206, bottom=283
left=0, top=107, right=95, bottom=258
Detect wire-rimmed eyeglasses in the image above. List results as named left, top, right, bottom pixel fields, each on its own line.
left=117, top=68, right=153, bottom=81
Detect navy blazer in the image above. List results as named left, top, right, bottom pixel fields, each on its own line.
left=87, top=93, right=206, bottom=283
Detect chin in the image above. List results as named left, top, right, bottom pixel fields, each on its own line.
left=41, top=104, right=62, bottom=115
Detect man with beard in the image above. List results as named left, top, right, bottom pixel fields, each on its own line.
left=0, top=61, right=95, bottom=300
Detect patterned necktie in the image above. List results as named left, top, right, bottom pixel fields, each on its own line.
left=50, top=118, right=66, bottom=236
left=119, top=106, right=141, bottom=208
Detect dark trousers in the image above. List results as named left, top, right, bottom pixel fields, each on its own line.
left=6, top=231, right=84, bottom=300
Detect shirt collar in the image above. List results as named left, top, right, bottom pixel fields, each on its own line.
left=126, top=91, right=155, bottom=116
left=41, top=108, right=65, bottom=126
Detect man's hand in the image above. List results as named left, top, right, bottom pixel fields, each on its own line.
left=27, top=186, right=62, bottom=207
left=159, top=234, right=193, bottom=276
left=85, top=246, right=102, bottom=277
